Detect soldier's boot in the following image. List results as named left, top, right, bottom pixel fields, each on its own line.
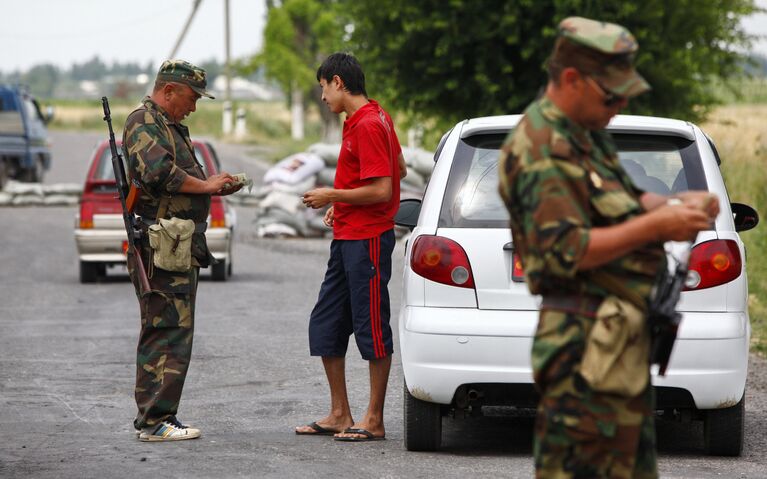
left=138, top=416, right=201, bottom=442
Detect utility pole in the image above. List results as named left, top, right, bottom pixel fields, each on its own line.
left=168, top=0, right=203, bottom=60
left=222, top=0, right=233, bottom=135
left=146, top=0, right=202, bottom=96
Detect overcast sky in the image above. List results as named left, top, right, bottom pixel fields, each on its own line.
left=0, top=0, right=266, bottom=72
left=0, top=0, right=765, bottom=73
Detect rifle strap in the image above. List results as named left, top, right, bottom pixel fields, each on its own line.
left=589, top=270, right=648, bottom=315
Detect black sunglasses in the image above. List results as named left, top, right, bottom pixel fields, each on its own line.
left=585, top=76, right=627, bottom=107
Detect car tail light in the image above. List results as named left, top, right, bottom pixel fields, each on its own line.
left=122, top=241, right=129, bottom=256
left=684, top=239, right=742, bottom=291
left=209, top=198, right=226, bottom=228
left=410, top=235, right=475, bottom=289
left=79, top=201, right=94, bottom=229
left=512, top=252, right=525, bottom=282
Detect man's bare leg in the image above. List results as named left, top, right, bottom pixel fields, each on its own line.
left=335, top=354, right=391, bottom=439
left=295, top=356, right=354, bottom=434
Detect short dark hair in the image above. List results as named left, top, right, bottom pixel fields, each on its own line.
left=316, top=52, right=367, bottom=97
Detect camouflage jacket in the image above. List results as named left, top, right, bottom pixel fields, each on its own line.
left=122, top=97, right=212, bottom=274
left=498, top=96, right=666, bottom=306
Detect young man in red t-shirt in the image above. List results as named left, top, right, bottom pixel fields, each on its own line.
left=298, top=53, right=407, bottom=441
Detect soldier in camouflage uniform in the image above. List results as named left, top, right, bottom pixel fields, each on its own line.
left=123, top=59, right=239, bottom=442
left=498, top=18, right=719, bottom=478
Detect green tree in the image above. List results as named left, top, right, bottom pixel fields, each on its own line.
left=70, top=56, right=108, bottom=81
left=345, top=0, right=759, bottom=138
left=243, top=0, right=347, bottom=141
left=23, top=64, right=59, bottom=98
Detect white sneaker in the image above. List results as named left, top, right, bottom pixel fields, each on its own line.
left=138, top=417, right=201, bottom=442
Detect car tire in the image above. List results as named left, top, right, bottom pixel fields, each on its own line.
left=704, top=396, right=745, bottom=456
left=212, top=260, right=227, bottom=282
left=79, top=261, right=101, bottom=283
left=22, top=157, right=44, bottom=183
left=404, top=380, right=442, bottom=451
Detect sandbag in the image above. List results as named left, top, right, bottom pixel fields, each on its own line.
left=4, top=181, right=43, bottom=197
left=255, top=221, right=299, bottom=238
left=316, top=167, right=336, bottom=187
left=307, top=143, right=341, bottom=166
left=11, top=194, right=44, bottom=206
left=259, top=190, right=303, bottom=215
left=263, top=152, right=324, bottom=185
left=402, top=147, right=435, bottom=177
left=271, top=176, right=316, bottom=196
left=42, top=183, right=82, bottom=195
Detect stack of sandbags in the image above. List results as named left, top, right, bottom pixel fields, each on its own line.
left=401, top=147, right=434, bottom=191
left=42, top=183, right=82, bottom=205
left=252, top=152, right=330, bottom=238
left=308, top=143, right=340, bottom=187
left=0, top=180, right=82, bottom=206
left=242, top=143, right=436, bottom=238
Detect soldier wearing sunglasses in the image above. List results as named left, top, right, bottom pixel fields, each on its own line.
left=499, top=17, right=717, bottom=479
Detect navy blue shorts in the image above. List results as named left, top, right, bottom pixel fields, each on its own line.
left=309, top=229, right=395, bottom=360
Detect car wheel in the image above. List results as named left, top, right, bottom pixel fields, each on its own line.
left=404, top=380, right=442, bottom=451
left=212, top=260, right=227, bottom=281
left=704, top=396, right=745, bottom=456
left=79, top=261, right=101, bottom=283
left=22, top=157, right=44, bottom=183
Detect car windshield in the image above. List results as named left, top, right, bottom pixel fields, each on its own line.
left=438, top=132, right=708, bottom=228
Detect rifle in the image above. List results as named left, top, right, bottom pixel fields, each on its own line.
left=101, top=96, right=151, bottom=296
left=648, top=241, right=694, bottom=376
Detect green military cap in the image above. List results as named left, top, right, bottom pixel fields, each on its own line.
left=557, top=16, right=650, bottom=98
left=156, top=59, right=215, bottom=99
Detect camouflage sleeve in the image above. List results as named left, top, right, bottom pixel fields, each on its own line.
left=123, top=112, right=187, bottom=195
left=512, top=158, right=591, bottom=279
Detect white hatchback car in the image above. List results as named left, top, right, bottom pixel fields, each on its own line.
left=395, top=114, right=759, bottom=456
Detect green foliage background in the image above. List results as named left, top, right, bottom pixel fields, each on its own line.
left=344, top=0, right=759, bottom=145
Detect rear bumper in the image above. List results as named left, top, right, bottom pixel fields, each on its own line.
left=399, top=306, right=749, bottom=410
left=206, top=227, right=231, bottom=258
left=75, top=228, right=126, bottom=263
left=75, top=226, right=232, bottom=262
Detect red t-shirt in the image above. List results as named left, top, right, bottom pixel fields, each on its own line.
left=333, top=100, right=402, bottom=240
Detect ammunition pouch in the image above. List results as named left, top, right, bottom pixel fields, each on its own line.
left=147, top=218, right=195, bottom=273
left=580, top=295, right=650, bottom=397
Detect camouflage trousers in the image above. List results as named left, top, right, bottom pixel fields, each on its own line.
left=532, top=308, right=657, bottom=479
left=128, top=251, right=198, bottom=430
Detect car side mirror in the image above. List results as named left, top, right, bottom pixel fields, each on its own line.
left=395, top=198, right=421, bottom=231
left=731, top=202, right=758, bottom=232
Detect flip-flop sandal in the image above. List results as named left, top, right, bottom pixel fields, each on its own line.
left=334, top=427, right=386, bottom=442
left=295, top=421, right=338, bottom=436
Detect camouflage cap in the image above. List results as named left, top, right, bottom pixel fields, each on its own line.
left=557, top=16, right=650, bottom=98
left=156, top=59, right=215, bottom=99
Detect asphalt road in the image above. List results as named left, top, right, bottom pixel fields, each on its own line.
left=0, top=131, right=765, bottom=478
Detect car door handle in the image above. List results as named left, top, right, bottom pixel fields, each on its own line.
left=503, top=242, right=513, bottom=251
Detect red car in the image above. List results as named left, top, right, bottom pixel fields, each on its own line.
left=74, top=139, right=236, bottom=282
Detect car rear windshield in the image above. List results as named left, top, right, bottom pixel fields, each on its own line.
left=93, top=145, right=212, bottom=182
left=438, top=132, right=708, bottom=228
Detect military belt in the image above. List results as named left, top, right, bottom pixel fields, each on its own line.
left=138, top=217, right=208, bottom=233
left=540, top=293, right=604, bottom=318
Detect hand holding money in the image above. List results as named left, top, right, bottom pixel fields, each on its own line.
left=220, top=173, right=253, bottom=195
